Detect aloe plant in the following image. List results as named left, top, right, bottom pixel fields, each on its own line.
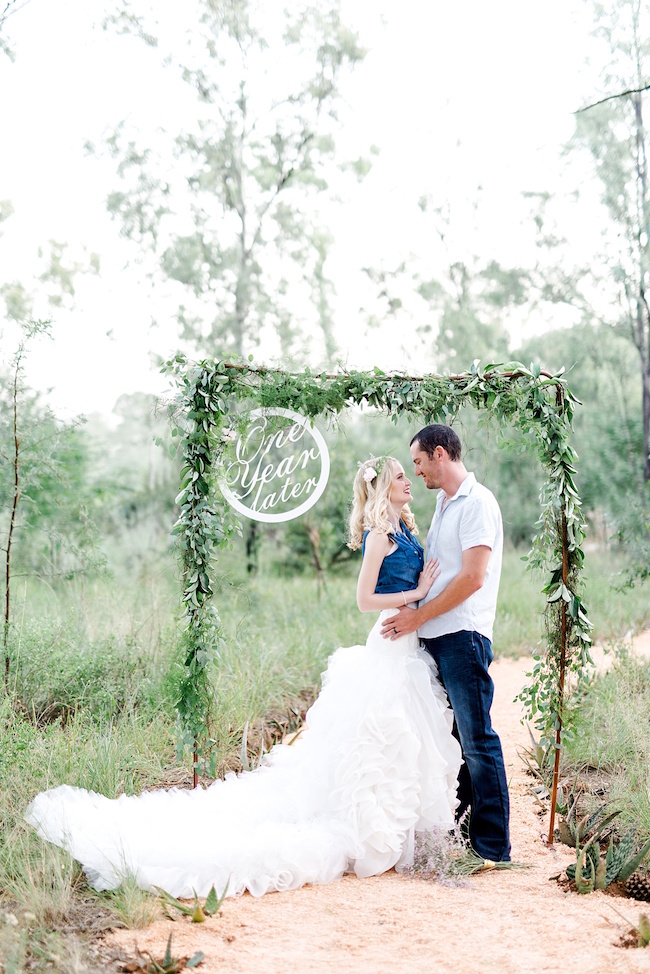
left=567, top=819, right=650, bottom=894
left=559, top=796, right=619, bottom=848
left=124, top=933, right=204, bottom=973
left=518, top=724, right=554, bottom=803
left=154, top=881, right=229, bottom=922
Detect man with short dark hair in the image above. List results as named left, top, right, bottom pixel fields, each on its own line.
left=380, top=424, right=510, bottom=861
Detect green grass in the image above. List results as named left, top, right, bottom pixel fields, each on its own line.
left=582, top=550, right=650, bottom=640
left=0, top=699, right=175, bottom=970
left=561, top=644, right=650, bottom=837
left=0, top=542, right=648, bottom=969
left=494, top=546, right=650, bottom=658
left=218, top=543, right=650, bottom=662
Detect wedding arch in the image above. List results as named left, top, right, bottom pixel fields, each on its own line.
left=165, top=355, right=593, bottom=844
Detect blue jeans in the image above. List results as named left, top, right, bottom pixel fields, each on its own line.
left=422, top=630, right=511, bottom=861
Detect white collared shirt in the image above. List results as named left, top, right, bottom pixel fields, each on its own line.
left=417, top=472, right=503, bottom=642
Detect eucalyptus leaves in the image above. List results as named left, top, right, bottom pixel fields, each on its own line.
left=164, top=355, right=592, bottom=797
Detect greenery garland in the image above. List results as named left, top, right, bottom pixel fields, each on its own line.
left=163, top=355, right=593, bottom=790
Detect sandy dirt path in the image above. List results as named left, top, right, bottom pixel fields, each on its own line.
left=107, top=633, right=650, bottom=974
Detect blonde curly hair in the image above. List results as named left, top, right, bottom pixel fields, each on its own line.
left=348, top=456, right=417, bottom=550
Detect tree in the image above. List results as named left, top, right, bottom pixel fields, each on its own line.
left=85, top=392, right=180, bottom=563
left=517, top=321, right=643, bottom=514
left=0, top=212, right=103, bottom=690
left=0, top=325, right=101, bottom=691
left=97, top=0, right=366, bottom=363
left=0, top=199, right=100, bottom=327
left=498, top=319, right=643, bottom=563
left=417, top=200, right=525, bottom=370
left=570, top=0, right=650, bottom=483
left=0, top=0, right=31, bottom=60
left=99, top=0, right=367, bottom=575
left=358, top=196, right=525, bottom=374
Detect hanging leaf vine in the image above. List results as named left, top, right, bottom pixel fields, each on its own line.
left=163, top=355, right=593, bottom=792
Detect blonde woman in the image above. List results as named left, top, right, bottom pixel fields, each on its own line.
left=26, top=457, right=461, bottom=899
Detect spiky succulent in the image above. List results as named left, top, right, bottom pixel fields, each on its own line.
left=566, top=817, right=650, bottom=894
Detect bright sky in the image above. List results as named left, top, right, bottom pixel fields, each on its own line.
left=0, top=0, right=596, bottom=417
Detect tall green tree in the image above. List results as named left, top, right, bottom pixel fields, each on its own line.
left=0, top=211, right=103, bottom=683
left=85, top=392, right=180, bottom=559
left=570, top=0, right=650, bottom=483
left=362, top=250, right=519, bottom=372
left=421, top=257, right=518, bottom=371
left=0, top=325, right=106, bottom=690
left=98, top=0, right=366, bottom=363
left=514, top=320, right=643, bottom=529
left=360, top=196, right=523, bottom=373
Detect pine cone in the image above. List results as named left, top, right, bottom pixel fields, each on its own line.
left=624, top=871, right=650, bottom=902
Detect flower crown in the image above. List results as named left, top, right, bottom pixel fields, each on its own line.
left=358, top=455, right=389, bottom=484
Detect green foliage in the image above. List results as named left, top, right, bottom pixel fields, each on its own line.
left=155, top=881, right=228, bottom=922
left=0, top=563, right=366, bottom=958
left=164, top=355, right=593, bottom=767
left=431, top=261, right=513, bottom=371
left=4, top=621, right=177, bottom=722
left=611, top=490, right=650, bottom=589
left=0, top=232, right=99, bottom=323
left=1, top=543, right=646, bottom=961
left=558, top=795, right=620, bottom=848
left=515, top=321, right=650, bottom=589
left=123, top=932, right=204, bottom=973
left=552, top=0, right=650, bottom=486
left=101, top=0, right=366, bottom=362
left=566, top=811, right=650, bottom=894
left=275, top=424, right=365, bottom=578
left=1, top=325, right=107, bottom=699
left=83, top=393, right=181, bottom=564
left=363, top=203, right=530, bottom=370
left=0, top=695, right=178, bottom=968
left=0, top=324, right=108, bottom=578
left=99, top=875, right=161, bottom=929
left=563, top=646, right=650, bottom=835
left=516, top=322, right=644, bottom=514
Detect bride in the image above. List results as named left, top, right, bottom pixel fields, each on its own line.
left=25, top=456, right=462, bottom=899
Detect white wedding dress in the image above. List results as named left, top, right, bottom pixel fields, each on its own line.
left=25, top=611, right=461, bottom=899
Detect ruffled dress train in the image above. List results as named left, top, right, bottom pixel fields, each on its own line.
left=25, top=611, right=462, bottom=898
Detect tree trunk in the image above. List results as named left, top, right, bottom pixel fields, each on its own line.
left=245, top=520, right=260, bottom=574
left=306, top=523, right=325, bottom=598
left=4, top=360, right=20, bottom=693
left=632, top=88, right=650, bottom=481
left=643, top=359, right=650, bottom=484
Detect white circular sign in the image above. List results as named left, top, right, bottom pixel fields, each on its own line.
left=218, top=408, right=330, bottom=523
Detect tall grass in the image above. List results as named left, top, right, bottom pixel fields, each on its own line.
left=582, top=550, right=650, bottom=639
left=0, top=542, right=648, bottom=969
left=562, top=645, right=650, bottom=836
left=0, top=700, right=173, bottom=967
left=494, top=546, right=650, bottom=657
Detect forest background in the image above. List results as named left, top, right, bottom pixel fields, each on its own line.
left=2, top=0, right=650, bottom=968
left=2, top=0, right=650, bottom=610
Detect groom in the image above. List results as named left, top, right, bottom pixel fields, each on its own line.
left=381, top=424, right=510, bottom=862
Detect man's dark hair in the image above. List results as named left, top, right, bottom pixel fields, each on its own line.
left=410, top=424, right=462, bottom=461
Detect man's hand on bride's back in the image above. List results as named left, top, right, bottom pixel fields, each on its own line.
left=414, top=557, right=440, bottom=601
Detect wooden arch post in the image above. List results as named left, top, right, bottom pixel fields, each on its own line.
left=547, top=384, right=570, bottom=845
left=547, top=505, right=569, bottom=844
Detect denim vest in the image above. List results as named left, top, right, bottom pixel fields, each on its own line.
left=362, top=523, right=424, bottom=594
